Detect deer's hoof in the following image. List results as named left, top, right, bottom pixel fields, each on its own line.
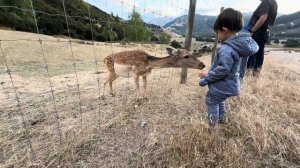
left=142, top=94, right=148, bottom=99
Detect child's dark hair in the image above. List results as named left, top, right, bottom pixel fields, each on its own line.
left=214, top=8, right=243, bottom=32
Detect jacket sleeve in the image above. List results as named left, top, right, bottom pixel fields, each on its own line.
left=203, top=50, right=234, bottom=84
left=199, top=78, right=208, bottom=87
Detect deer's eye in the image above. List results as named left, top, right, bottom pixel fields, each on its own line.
left=184, top=55, right=190, bottom=59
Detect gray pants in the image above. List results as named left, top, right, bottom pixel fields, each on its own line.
left=205, top=92, right=229, bottom=126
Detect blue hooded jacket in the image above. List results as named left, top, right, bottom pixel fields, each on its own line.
left=199, top=34, right=258, bottom=97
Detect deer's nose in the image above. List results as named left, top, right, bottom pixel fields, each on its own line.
left=199, top=63, right=205, bottom=69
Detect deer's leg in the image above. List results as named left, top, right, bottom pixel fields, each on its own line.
left=102, top=72, right=117, bottom=97
left=134, top=75, right=140, bottom=98
left=102, top=78, right=108, bottom=97
left=109, top=74, right=118, bottom=95
left=142, top=76, right=147, bottom=97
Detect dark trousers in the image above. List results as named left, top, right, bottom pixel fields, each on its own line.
left=205, top=92, right=229, bottom=126
left=247, top=29, right=269, bottom=70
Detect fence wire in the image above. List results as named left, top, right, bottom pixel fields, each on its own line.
left=29, top=0, right=63, bottom=146
left=0, top=0, right=206, bottom=166
left=0, top=40, right=36, bottom=160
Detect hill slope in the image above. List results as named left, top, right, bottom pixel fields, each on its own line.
left=163, top=14, right=251, bottom=37
left=0, top=0, right=121, bottom=41
left=163, top=14, right=216, bottom=37
left=164, top=11, right=300, bottom=38
left=0, top=0, right=155, bottom=41
left=271, top=11, right=300, bottom=38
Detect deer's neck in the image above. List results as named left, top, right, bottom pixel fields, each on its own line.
left=148, top=56, right=178, bottom=68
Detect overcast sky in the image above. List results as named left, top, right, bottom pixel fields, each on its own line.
left=85, top=0, right=300, bottom=24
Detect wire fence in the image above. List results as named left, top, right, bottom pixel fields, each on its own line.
left=0, top=0, right=209, bottom=166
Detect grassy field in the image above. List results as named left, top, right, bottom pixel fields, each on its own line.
left=0, top=29, right=299, bottom=167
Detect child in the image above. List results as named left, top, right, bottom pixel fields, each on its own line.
left=199, top=8, right=258, bottom=126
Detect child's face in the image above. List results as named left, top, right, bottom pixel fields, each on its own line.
left=217, top=30, right=227, bottom=42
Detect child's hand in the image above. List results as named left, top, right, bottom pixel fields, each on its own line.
left=199, top=72, right=208, bottom=79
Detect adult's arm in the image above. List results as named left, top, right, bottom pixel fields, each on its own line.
left=251, top=14, right=268, bottom=33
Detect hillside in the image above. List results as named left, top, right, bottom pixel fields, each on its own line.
left=0, top=0, right=162, bottom=41
left=163, top=11, right=300, bottom=38
left=274, top=11, right=300, bottom=25
left=0, top=0, right=122, bottom=41
left=271, top=11, right=300, bottom=38
left=163, top=14, right=215, bottom=37
left=163, top=14, right=251, bottom=37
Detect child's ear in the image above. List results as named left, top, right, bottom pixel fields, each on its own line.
left=222, top=27, right=229, bottom=32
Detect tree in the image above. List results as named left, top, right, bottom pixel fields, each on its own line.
left=150, top=35, right=159, bottom=43
left=125, top=9, right=152, bottom=42
left=273, top=39, right=280, bottom=45
left=159, top=32, right=171, bottom=44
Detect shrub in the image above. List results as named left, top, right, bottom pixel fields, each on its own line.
left=273, top=39, right=280, bottom=45
left=170, top=40, right=182, bottom=49
left=159, top=32, right=171, bottom=44
left=284, top=39, right=300, bottom=48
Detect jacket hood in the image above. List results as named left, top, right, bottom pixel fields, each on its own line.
left=223, top=34, right=259, bottom=57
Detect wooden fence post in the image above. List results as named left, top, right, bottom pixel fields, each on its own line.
left=180, top=0, right=196, bottom=84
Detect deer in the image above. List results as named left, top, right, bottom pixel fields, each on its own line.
left=102, top=47, right=205, bottom=98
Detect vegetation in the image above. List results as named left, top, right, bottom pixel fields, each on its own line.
left=284, top=39, right=300, bottom=48
left=170, top=40, right=182, bottom=49
left=273, top=39, right=280, bottom=45
left=0, top=0, right=35, bottom=32
left=124, top=10, right=153, bottom=42
left=196, top=37, right=215, bottom=42
left=159, top=31, right=172, bottom=44
left=0, top=0, right=159, bottom=42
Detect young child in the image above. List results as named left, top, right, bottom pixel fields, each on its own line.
left=199, top=8, right=259, bottom=126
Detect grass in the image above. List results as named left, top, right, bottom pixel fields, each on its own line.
left=0, top=29, right=299, bottom=167
left=166, top=66, right=300, bottom=167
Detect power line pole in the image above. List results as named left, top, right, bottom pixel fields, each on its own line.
left=180, top=0, right=196, bottom=84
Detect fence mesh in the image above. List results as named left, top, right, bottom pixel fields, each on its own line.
left=0, top=0, right=210, bottom=166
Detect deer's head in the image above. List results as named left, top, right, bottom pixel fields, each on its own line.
left=166, top=47, right=205, bottom=70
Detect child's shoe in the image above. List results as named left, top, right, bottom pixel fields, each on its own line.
left=208, top=114, right=219, bottom=126
left=218, top=114, right=227, bottom=124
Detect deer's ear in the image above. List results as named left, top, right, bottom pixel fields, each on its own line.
left=166, top=47, right=177, bottom=56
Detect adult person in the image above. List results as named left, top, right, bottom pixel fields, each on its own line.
left=245, top=0, right=277, bottom=77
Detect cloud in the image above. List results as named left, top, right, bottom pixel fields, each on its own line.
left=143, top=6, right=186, bottom=17
left=86, top=0, right=300, bottom=22
left=122, top=0, right=139, bottom=7
left=107, top=0, right=140, bottom=12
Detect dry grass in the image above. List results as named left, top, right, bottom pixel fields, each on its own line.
left=0, top=30, right=299, bottom=167
left=167, top=65, right=300, bottom=167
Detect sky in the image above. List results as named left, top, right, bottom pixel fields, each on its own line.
left=85, top=0, right=300, bottom=25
